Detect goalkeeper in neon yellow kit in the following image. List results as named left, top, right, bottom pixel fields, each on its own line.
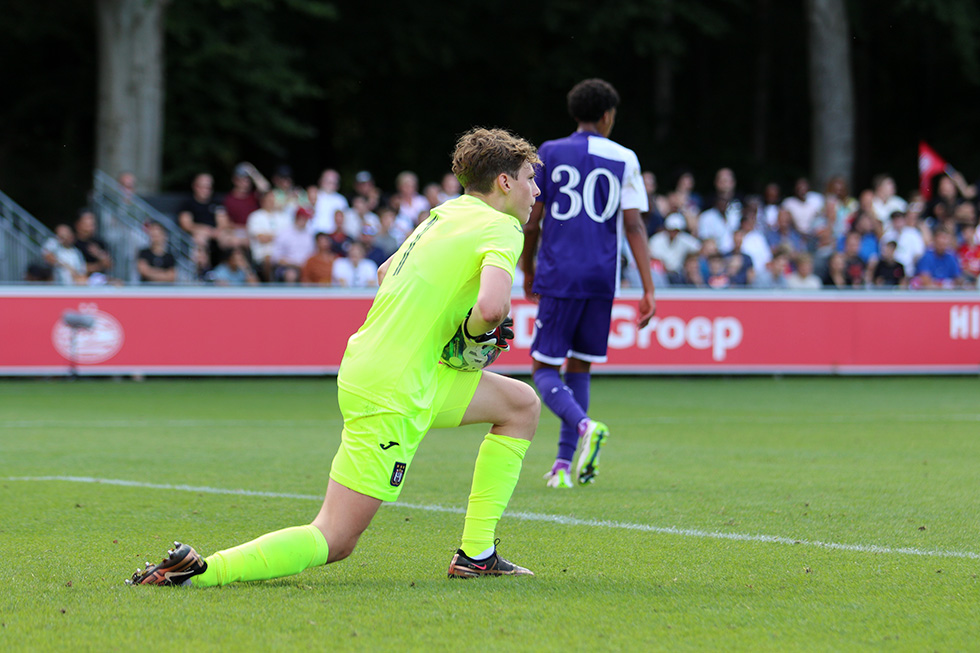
left=128, top=127, right=542, bottom=585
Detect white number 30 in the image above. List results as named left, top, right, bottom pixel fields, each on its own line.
left=550, top=164, right=621, bottom=223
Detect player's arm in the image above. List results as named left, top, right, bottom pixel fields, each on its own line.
left=623, top=207, right=657, bottom=328
left=468, top=264, right=512, bottom=334
left=519, top=202, right=544, bottom=303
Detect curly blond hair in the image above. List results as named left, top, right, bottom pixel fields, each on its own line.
left=451, top=127, right=540, bottom=195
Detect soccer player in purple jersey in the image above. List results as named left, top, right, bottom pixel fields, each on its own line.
left=520, top=78, right=657, bottom=487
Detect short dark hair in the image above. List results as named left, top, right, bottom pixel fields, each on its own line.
left=567, top=79, right=620, bottom=123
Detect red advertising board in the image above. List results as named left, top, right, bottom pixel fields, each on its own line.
left=1, top=287, right=978, bottom=375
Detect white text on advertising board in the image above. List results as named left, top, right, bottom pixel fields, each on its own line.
left=949, top=305, right=980, bottom=340
left=513, top=304, right=744, bottom=362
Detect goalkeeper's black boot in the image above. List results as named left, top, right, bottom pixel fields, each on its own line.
left=126, top=541, right=207, bottom=586
left=447, top=540, right=533, bottom=578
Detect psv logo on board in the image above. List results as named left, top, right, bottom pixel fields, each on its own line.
left=390, top=462, right=407, bottom=487
left=51, top=303, right=125, bottom=364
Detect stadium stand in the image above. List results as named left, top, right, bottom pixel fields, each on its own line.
left=2, top=163, right=978, bottom=289
left=90, top=170, right=196, bottom=283
left=0, top=189, right=55, bottom=283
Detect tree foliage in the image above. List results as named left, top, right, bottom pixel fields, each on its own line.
left=162, top=0, right=333, bottom=186
left=897, top=0, right=980, bottom=82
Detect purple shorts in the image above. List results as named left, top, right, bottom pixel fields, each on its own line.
left=530, top=296, right=614, bottom=365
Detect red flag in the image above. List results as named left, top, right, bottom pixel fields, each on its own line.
left=918, top=141, right=947, bottom=200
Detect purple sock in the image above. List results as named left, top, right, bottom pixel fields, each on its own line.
left=564, top=371, right=591, bottom=414
left=562, top=371, right=591, bottom=460
left=533, top=368, right=587, bottom=462
left=557, top=421, right=578, bottom=462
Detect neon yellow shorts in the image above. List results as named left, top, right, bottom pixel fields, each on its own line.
left=329, top=365, right=482, bottom=502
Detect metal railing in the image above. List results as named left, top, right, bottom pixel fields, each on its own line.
left=0, top=190, right=55, bottom=282
left=90, top=170, right=196, bottom=283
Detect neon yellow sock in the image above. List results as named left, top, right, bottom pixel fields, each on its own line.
left=460, top=433, right=530, bottom=558
left=192, top=523, right=329, bottom=587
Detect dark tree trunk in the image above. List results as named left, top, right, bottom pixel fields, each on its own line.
left=95, top=0, right=168, bottom=193
left=805, top=0, right=855, bottom=189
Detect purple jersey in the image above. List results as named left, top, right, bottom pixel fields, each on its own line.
left=532, top=131, right=647, bottom=299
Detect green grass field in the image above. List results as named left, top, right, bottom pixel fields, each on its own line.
left=1, top=376, right=978, bottom=651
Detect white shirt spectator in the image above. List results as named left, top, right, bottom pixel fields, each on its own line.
left=246, top=207, right=289, bottom=264
left=272, top=222, right=315, bottom=267
left=697, top=208, right=734, bottom=253
left=42, top=236, right=86, bottom=285
left=332, top=256, right=378, bottom=288
left=782, top=191, right=825, bottom=235
left=786, top=271, right=822, bottom=289
left=873, top=196, right=908, bottom=225
left=649, top=221, right=702, bottom=274
left=397, top=195, right=430, bottom=227
left=761, top=202, right=780, bottom=230
left=882, top=225, right=926, bottom=273
left=312, top=190, right=348, bottom=234
left=340, top=208, right=380, bottom=240
left=740, top=229, right=772, bottom=274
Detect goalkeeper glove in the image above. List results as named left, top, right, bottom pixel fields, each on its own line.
left=440, top=311, right=515, bottom=371
left=464, top=313, right=514, bottom=352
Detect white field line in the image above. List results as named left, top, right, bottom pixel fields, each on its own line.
left=7, top=475, right=980, bottom=561
left=2, top=414, right=978, bottom=429
left=0, top=419, right=337, bottom=429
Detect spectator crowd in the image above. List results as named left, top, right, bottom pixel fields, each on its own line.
left=636, top=167, right=979, bottom=290
left=36, top=160, right=980, bottom=290
left=139, top=163, right=457, bottom=288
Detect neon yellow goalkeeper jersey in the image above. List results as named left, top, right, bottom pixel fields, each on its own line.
left=337, top=194, right=523, bottom=414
